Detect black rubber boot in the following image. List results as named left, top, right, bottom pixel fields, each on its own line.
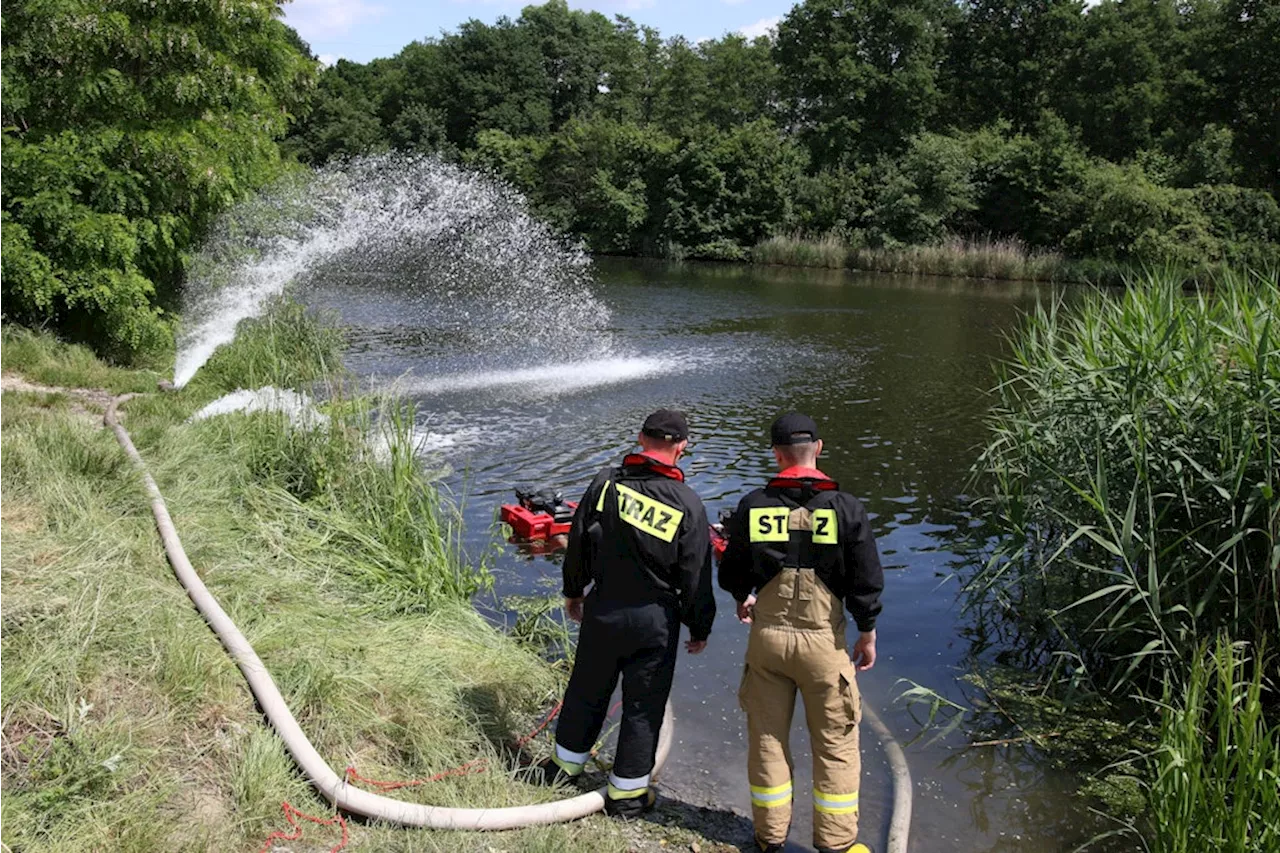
left=815, top=844, right=873, bottom=853
left=604, top=788, right=657, bottom=818
left=755, top=837, right=786, bottom=853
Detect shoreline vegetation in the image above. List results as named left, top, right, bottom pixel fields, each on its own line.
left=749, top=234, right=1102, bottom=283
left=0, top=318, right=737, bottom=853
left=963, top=268, right=1279, bottom=850
left=7, top=1, right=1280, bottom=361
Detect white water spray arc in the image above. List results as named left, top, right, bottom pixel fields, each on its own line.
left=173, top=155, right=607, bottom=388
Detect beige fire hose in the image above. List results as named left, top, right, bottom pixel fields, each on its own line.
left=105, top=393, right=673, bottom=829
left=863, top=702, right=912, bottom=853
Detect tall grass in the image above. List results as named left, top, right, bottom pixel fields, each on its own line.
left=752, top=233, right=848, bottom=269
left=849, top=236, right=1068, bottom=282
left=1, top=324, right=726, bottom=851
left=966, top=268, right=1279, bottom=699
left=751, top=233, right=1078, bottom=281
left=1101, top=638, right=1280, bottom=853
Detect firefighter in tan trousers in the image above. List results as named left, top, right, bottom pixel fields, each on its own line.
left=718, top=413, right=884, bottom=853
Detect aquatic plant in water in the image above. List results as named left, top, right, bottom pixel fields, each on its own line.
left=966, top=268, right=1279, bottom=700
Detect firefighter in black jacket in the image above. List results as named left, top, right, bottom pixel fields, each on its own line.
left=719, top=413, right=884, bottom=853
left=538, top=409, right=716, bottom=817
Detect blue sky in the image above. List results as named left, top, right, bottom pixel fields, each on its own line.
left=282, top=0, right=799, bottom=65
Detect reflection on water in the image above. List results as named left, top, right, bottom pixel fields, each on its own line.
left=308, top=257, right=1104, bottom=852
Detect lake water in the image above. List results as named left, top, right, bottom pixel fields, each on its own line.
left=310, top=257, right=1102, bottom=852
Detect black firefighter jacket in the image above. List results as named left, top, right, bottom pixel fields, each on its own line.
left=563, top=454, right=717, bottom=642
left=719, top=471, right=884, bottom=633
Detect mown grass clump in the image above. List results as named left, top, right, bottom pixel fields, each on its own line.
left=186, top=297, right=348, bottom=395
left=0, top=322, right=719, bottom=852
left=968, top=268, right=1278, bottom=698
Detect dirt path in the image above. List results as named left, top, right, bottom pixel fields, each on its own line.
left=0, top=371, right=114, bottom=426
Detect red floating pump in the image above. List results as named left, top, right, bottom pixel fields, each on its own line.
left=710, top=522, right=728, bottom=562
left=500, top=487, right=577, bottom=541
left=501, top=489, right=734, bottom=563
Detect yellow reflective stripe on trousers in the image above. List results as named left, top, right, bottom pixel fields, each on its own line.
left=607, top=772, right=650, bottom=800
left=750, top=780, right=793, bottom=808
left=552, top=744, right=588, bottom=776
left=813, top=789, right=859, bottom=815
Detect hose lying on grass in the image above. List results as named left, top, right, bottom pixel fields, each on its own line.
left=105, top=393, right=673, bottom=829
left=107, top=391, right=912, bottom=851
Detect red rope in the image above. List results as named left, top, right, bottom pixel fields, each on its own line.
left=255, top=701, right=563, bottom=850
left=256, top=801, right=348, bottom=853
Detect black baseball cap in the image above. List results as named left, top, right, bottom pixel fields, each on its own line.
left=641, top=408, right=689, bottom=442
left=770, top=412, right=819, bottom=446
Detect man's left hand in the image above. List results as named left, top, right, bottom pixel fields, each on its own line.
left=685, top=639, right=707, bottom=654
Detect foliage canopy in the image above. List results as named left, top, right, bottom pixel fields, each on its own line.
left=1, top=0, right=315, bottom=359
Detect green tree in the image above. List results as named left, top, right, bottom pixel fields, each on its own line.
left=652, top=36, right=710, bottom=135
left=1055, top=0, right=1187, bottom=163
left=1217, top=0, right=1280, bottom=194
left=775, top=0, right=954, bottom=167
left=941, top=1, right=1085, bottom=132
left=433, top=17, right=553, bottom=148
left=2, top=0, right=315, bottom=358
left=536, top=119, right=677, bottom=252
left=657, top=121, right=804, bottom=257
left=867, top=133, right=980, bottom=245
left=701, top=34, right=780, bottom=130
left=518, top=1, right=617, bottom=128
left=285, top=59, right=386, bottom=164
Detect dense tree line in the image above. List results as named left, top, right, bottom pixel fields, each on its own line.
left=288, top=0, right=1280, bottom=267
left=1, top=0, right=315, bottom=358
left=3, top=0, right=1278, bottom=357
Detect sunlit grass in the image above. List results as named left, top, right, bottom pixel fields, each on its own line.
left=967, top=268, right=1279, bottom=699
left=0, top=320, right=716, bottom=852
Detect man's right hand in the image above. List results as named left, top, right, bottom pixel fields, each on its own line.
left=852, top=629, right=877, bottom=671
left=736, top=594, right=757, bottom=624
left=564, top=596, right=585, bottom=623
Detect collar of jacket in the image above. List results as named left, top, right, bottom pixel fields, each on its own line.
left=769, top=465, right=838, bottom=491
left=621, top=453, right=685, bottom=482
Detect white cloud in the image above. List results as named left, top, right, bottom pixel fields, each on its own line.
left=738, top=15, right=780, bottom=40
left=284, top=0, right=386, bottom=42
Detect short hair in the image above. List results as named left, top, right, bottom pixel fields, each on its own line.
left=639, top=432, right=683, bottom=451
left=776, top=441, right=818, bottom=468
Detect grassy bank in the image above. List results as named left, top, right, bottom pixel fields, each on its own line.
left=751, top=234, right=1131, bottom=283
left=961, top=267, right=1280, bottom=849
left=0, top=322, right=732, bottom=852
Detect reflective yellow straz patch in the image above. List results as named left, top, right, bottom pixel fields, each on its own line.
left=811, top=508, right=838, bottom=544
left=614, top=483, right=683, bottom=542
left=749, top=507, right=791, bottom=542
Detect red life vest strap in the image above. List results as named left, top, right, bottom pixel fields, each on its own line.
left=622, top=453, right=685, bottom=482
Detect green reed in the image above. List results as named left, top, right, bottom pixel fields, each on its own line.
left=1098, top=638, right=1280, bottom=853
left=191, top=303, right=491, bottom=608
left=752, top=233, right=848, bottom=268
left=967, top=268, right=1279, bottom=700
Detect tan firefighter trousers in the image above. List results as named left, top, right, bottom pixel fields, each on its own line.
left=738, top=568, right=862, bottom=849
